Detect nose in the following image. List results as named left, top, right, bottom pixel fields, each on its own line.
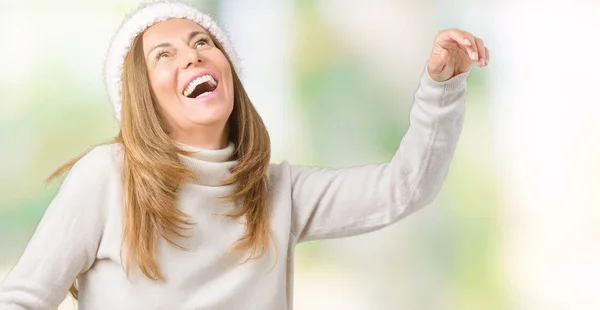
left=180, top=46, right=201, bottom=69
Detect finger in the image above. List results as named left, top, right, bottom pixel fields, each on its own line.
left=437, top=29, right=478, bottom=61
left=474, top=37, right=486, bottom=66
left=485, top=47, right=490, bottom=65
left=440, top=48, right=450, bottom=64
left=432, top=48, right=450, bottom=74
left=428, top=48, right=449, bottom=75
left=460, top=30, right=479, bottom=61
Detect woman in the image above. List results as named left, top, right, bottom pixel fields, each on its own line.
left=0, top=1, right=489, bottom=309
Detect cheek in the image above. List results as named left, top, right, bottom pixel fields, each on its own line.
left=227, top=77, right=235, bottom=103
left=147, top=66, right=180, bottom=123
left=149, top=67, right=177, bottom=101
left=218, top=60, right=235, bottom=102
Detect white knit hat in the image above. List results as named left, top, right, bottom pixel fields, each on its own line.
left=104, top=0, right=241, bottom=122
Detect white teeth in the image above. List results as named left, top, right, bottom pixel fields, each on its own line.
left=183, top=74, right=217, bottom=97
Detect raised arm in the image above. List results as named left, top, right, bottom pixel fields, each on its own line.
left=289, top=29, right=489, bottom=244
left=0, top=145, right=113, bottom=309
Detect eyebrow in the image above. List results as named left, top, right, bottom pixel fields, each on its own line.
left=147, top=30, right=207, bottom=57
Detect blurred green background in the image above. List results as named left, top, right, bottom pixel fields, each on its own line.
left=1, top=0, right=599, bottom=309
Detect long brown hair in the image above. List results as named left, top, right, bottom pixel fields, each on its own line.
left=49, top=28, right=272, bottom=299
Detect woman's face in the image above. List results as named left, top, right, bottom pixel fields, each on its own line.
left=142, top=18, right=234, bottom=141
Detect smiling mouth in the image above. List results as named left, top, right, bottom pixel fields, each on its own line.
left=183, top=74, right=218, bottom=98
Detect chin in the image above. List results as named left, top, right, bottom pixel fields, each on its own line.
left=179, top=103, right=232, bottom=126
left=183, top=112, right=230, bottom=127
left=188, top=119, right=226, bottom=127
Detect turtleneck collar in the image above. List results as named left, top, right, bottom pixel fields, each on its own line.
left=176, top=141, right=238, bottom=186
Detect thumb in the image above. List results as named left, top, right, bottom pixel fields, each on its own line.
left=427, top=48, right=449, bottom=76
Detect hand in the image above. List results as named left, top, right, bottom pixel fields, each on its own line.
left=427, top=28, right=490, bottom=82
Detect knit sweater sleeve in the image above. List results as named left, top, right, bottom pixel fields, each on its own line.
left=289, top=67, right=469, bottom=243
left=0, top=145, right=112, bottom=309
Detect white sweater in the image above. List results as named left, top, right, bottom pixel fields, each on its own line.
left=0, top=68, right=469, bottom=310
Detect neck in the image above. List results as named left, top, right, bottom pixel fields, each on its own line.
left=176, top=140, right=237, bottom=186
left=171, top=124, right=229, bottom=150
